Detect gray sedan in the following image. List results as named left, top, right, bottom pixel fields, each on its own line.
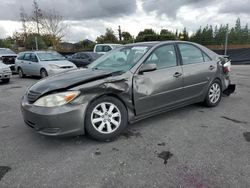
left=15, top=51, right=77, bottom=78
left=21, top=41, right=235, bottom=141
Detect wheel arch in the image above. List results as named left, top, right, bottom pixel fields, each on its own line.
left=84, top=92, right=133, bottom=130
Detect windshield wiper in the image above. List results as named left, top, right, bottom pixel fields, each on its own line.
left=110, top=70, right=125, bottom=76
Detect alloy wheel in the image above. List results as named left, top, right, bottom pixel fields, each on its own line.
left=209, top=83, right=221, bottom=104
left=91, top=102, right=121, bottom=134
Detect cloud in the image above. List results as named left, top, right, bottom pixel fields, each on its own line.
left=219, top=0, right=250, bottom=15
left=0, top=0, right=137, bottom=21
left=0, top=26, right=7, bottom=38
left=141, top=0, right=218, bottom=18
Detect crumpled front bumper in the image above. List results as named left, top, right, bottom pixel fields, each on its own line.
left=21, top=96, right=88, bottom=136
left=0, top=71, right=11, bottom=80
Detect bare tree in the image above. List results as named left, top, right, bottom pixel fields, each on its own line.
left=41, top=9, right=69, bottom=47
left=20, top=6, right=28, bottom=38
left=31, top=0, right=43, bottom=34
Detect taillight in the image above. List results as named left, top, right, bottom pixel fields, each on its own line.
left=223, top=61, right=231, bottom=73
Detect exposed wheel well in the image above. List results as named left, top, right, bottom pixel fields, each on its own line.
left=88, top=93, right=128, bottom=114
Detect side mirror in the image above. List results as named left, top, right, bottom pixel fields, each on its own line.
left=139, top=63, right=157, bottom=74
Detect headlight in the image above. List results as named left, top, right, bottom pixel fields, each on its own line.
left=34, top=91, right=80, bottom=107
left=49, top=64, right=60, bottom=69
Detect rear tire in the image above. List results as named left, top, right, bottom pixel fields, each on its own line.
left=18, top=68, right=26, bottom=78
left=40, top=69, right=48, bottom=78
left=85, top=96, right=128, bottom=141
left=204, top=80, right=222, bottom=107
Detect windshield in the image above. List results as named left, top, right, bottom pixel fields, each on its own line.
left=0, top=48, right=16, bottom=55
left=89, top=45, right=150, bottom=72
left=37, top=52, right=65, bottom=61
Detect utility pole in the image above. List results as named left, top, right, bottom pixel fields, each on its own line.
left=35, top=36, right=38, bottom=50
left=224, top=29, right=229, bottom=55
left=118, top=25, right=122, bottom=41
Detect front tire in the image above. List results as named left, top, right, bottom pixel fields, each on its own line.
left=204, top=80, right=222, bottom=107
left=18, top=68, right=26, bottom=78
left=40, top=69, right=48, bottom=78
left=85, top=96, right=128, bottom=141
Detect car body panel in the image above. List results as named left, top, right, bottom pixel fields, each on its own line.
left=133, top=66, right=184, bottom=115
left=21, top=41, right=234, bottom=136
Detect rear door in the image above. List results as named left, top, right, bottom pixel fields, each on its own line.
left=133, top=44, right=184, bottom=115
left=177, top=43, right=216, bottom=100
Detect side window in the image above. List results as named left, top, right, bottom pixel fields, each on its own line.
left=30, top=53, right=38, bottom=62
left=80, top=54, right=88, bottom=59
left=145, top=45, right=177, bottom=69
left=95, top=46, right=103, bottom=52
left=203, top=53, right=211, bottom=62
left=178, top=44, right=204, bottom=65
left=17, top=53, right=24, bottom=60
left=23, top=53, right=31, bottom=61
left=103, top=45, right=112, bottom=52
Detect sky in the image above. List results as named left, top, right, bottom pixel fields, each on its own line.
left=0, top=0, right=250, bottom=42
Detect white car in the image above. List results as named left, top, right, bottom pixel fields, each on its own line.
left=15, top=51, right=77, bottom=78
left=0, top=62, right=12, bottom=83
left=93, top=44, right=122, bottom=55
left=0, top=48, right=17, bottom=73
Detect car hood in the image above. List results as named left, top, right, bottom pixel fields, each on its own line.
left=28, top=68, right=114, bottom=95
left=42, top=60, right=75, bottom=67
left=0, top=54, right=17, bottom=57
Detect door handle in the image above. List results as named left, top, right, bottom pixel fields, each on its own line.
left=29, top=63, right=31, bottom=64
left=209, top=65, right=215, bottom=70
left=173, top=72, right=182, bottom=78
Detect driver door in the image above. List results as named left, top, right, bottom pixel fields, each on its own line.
left=133, top=44, right=184, bottom=115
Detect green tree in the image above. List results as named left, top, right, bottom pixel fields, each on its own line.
left=25, top=34, right=47, bottom=50
left=159, top=29, right=176, bottom=40
left=121, top=31, right=133, bottom=42
left=96, top=28, right=119, bottom=43
left=136, top=29, right=159, bottom=42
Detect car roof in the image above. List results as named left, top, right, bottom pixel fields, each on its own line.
left=95, top=43, right=122, bottom=46
left=18, top=50, right=58, bottom=54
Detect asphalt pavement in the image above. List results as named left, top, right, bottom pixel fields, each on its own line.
left=0, top=65, right=249, bottom=188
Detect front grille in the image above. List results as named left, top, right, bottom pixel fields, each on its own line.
left=27, top=90, right=41, bottom=103
left=61, top=66, right=73, bottom=69
left=2, top=56, right=16, bottom=64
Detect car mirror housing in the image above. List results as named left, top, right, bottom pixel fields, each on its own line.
left=139, top=63, right=157, bottom=74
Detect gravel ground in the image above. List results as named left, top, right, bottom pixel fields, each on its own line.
left=0, top=65, right=249, bottom=188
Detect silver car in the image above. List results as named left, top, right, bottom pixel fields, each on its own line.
left=21, top=41, right=235, bottom=141
left=0, top=62, right=12, bottom=83
left=15, top=51, right=77, bottom=78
